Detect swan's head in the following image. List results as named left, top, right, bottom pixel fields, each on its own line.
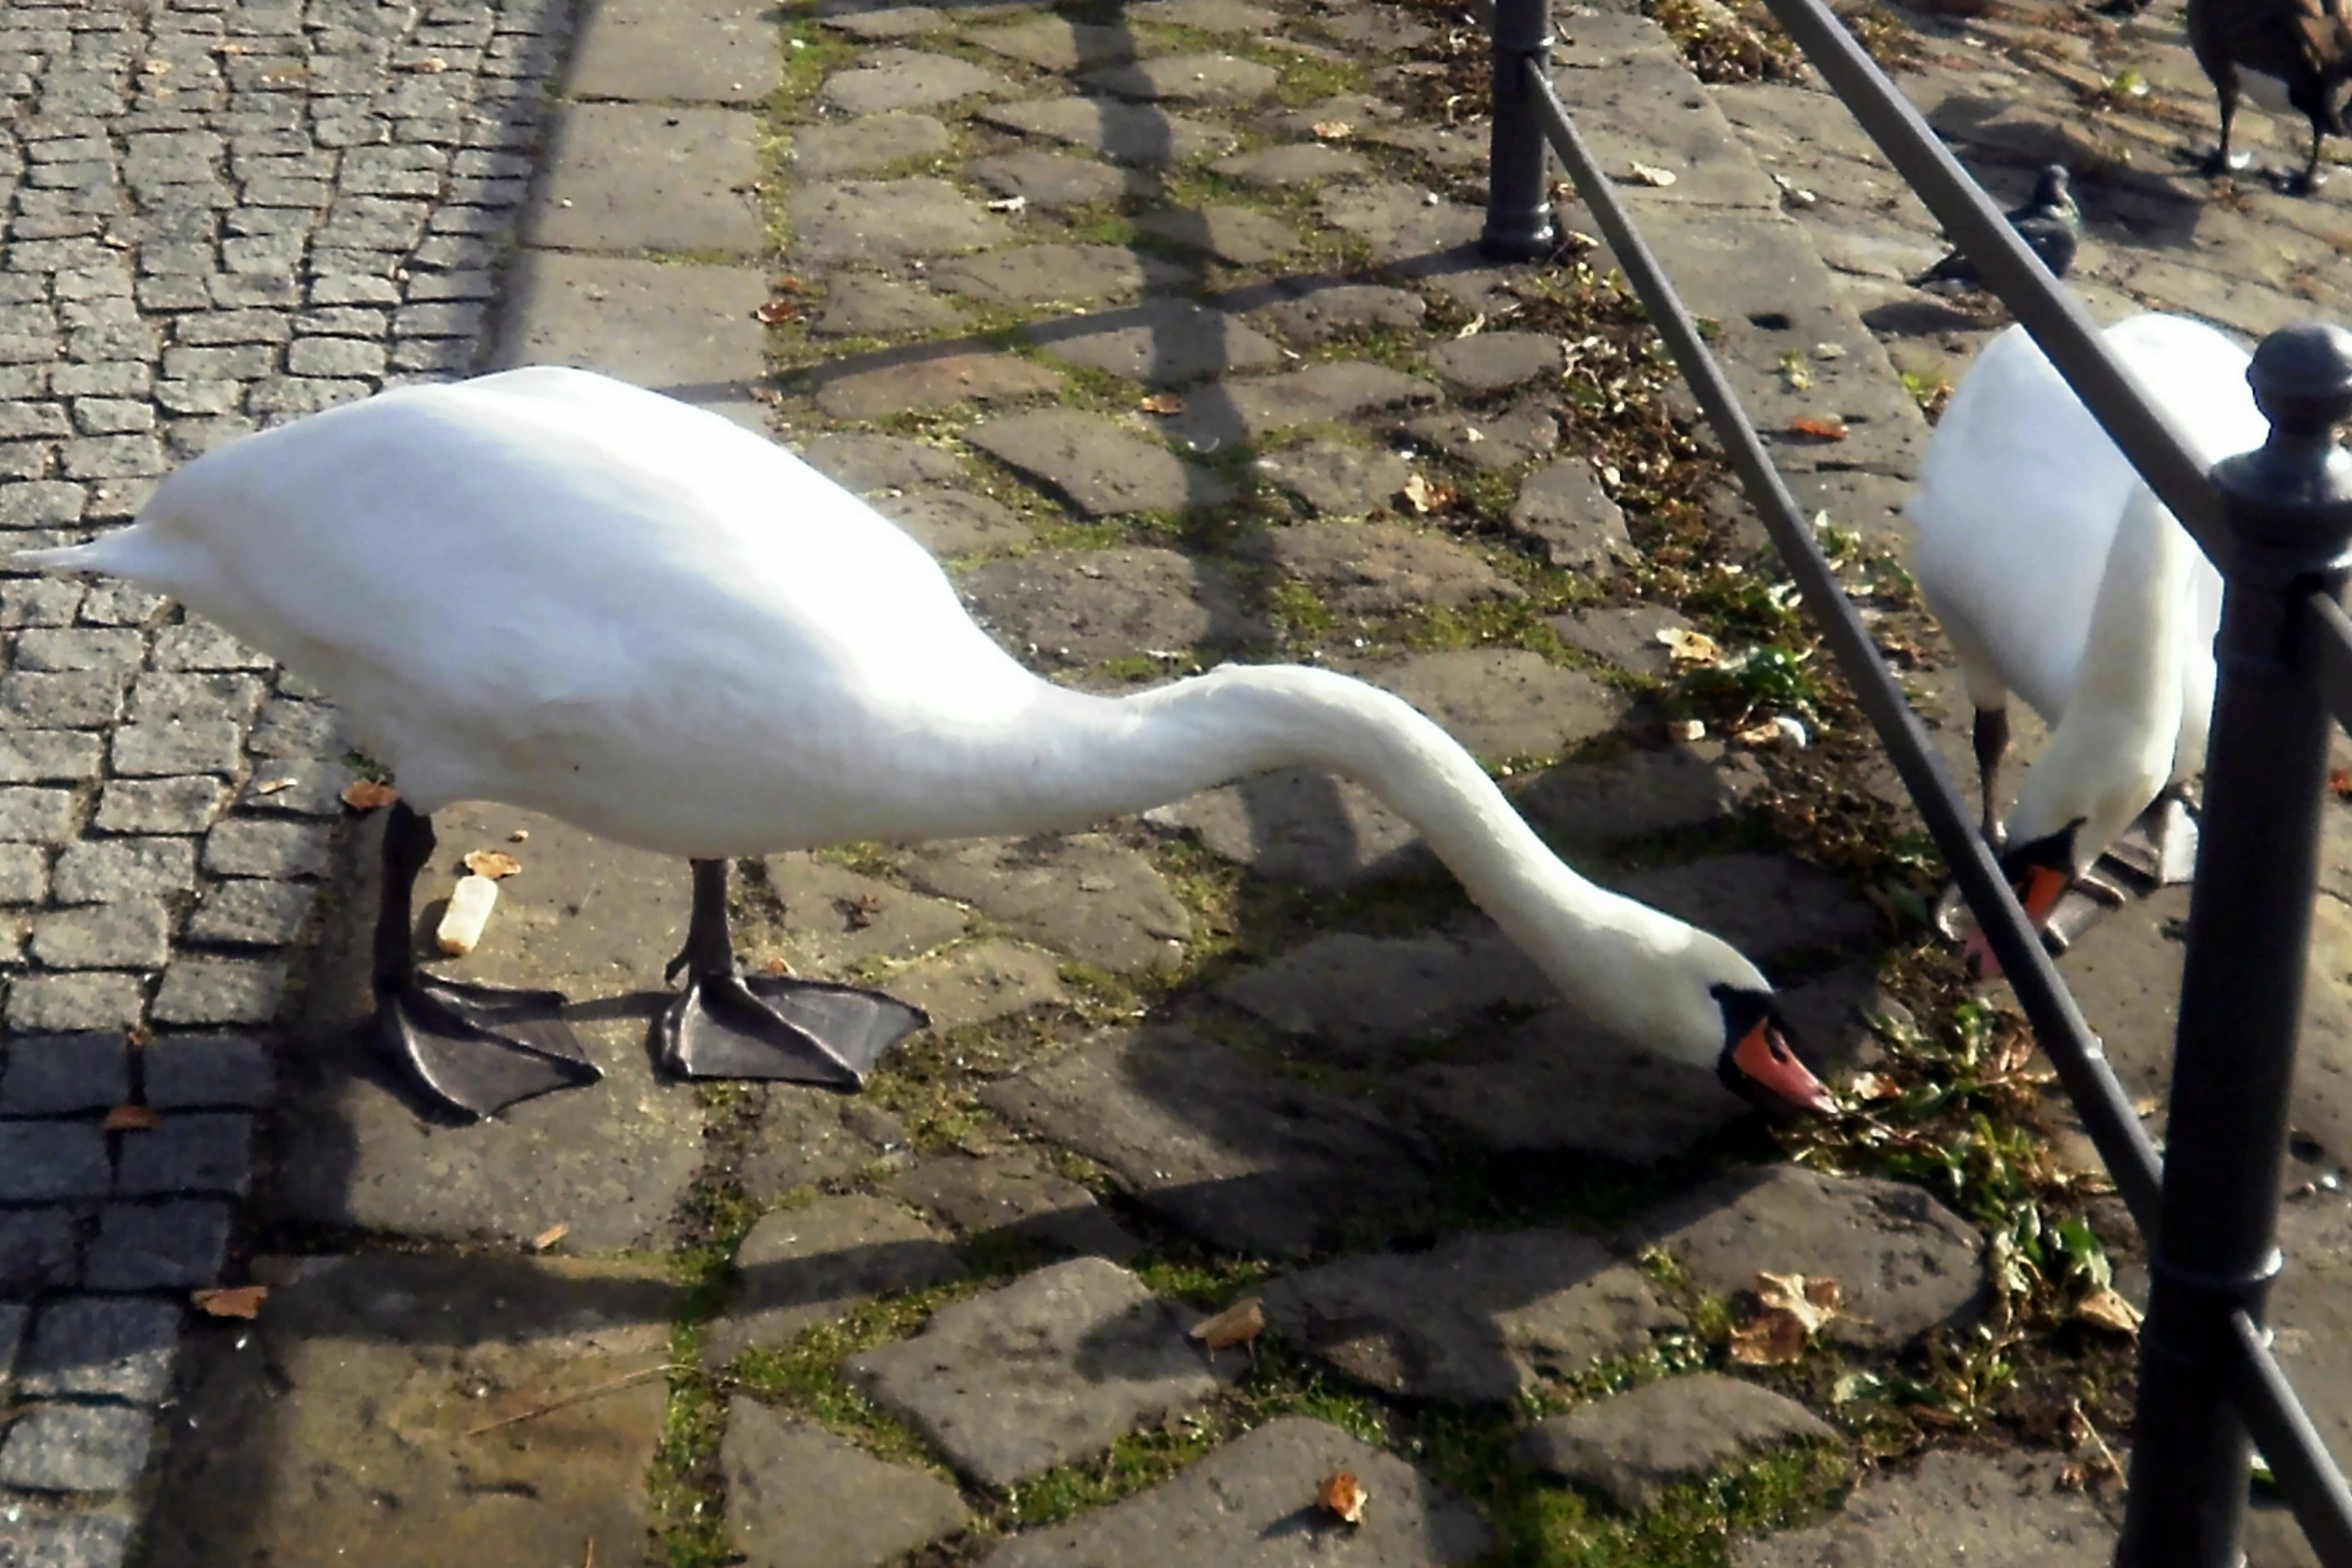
left=1708, top=982, right=1837, bottom=1117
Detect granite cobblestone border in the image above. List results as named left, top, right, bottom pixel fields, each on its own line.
left=0, top=0, right=574, bottom=1550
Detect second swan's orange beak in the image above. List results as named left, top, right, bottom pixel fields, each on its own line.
left=1964, top=864, right=2071, bottom=981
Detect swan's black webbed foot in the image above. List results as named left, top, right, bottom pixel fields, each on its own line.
left=371, top=801, right=600, bottom=1121
left=656, top=859, right=928, bottom=1087
left=375, top=976, right=601, bottom=1121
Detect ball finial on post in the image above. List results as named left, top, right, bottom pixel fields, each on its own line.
left=2210, top=322, right=2352, bottom=565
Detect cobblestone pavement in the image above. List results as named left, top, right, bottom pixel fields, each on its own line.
left=4, top=0, right=2351, bottom=1559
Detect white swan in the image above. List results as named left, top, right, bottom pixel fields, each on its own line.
left=1907, top=312, right=2267, bottom=971
left=19, top=365, right=1833, bottom=1120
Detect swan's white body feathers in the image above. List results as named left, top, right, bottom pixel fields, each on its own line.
left=1908, top=312, right=2265, bottom=855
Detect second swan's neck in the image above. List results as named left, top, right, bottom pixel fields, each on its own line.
left=941, top=662, right=1751, bottom=1042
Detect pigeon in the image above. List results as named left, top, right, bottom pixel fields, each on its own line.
left=1915, top=166, right=2082, bottom=288
left=2186, top=0, right=2352, bottom=196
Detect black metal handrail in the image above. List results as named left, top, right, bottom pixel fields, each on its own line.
left=1472, top=0, right=2352, bottom=1564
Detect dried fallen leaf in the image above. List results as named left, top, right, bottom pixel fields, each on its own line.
left=2332, top=767, right=2352, bottom=800
left=1310, top=119, right=1353, bottom=139
left=1789, top=415, right=1849, bottom=441
left=1627, top=161, right=1678, bottom=187
left=2073, top=1286, right=2143, bottom=1334
left=1318, top=1470, right=1368, bottom=1525
left=1730, top=1272, right=1843, bottom=1364
left=252, top=775, right=297, bottom=796
left=408, top=55, right=449, bottom=71
left=1846, top=1070, right=1902, bottom=1102
left=193, top=1285, right=268, bottom=1319
left=463, top=849, right=522, bottom=879
left=754, top=298, right=802, bottom=325
left=1189, top=1297, right=1265, bottom=1351
left=1401, top=472, right=1455, bottom=514
left=1728, top=1309, right=1811, bottom=1366
left=1671, top=718, right=1707, bottom=742
left=1732, top=720, right=1782, bottom=748
left=139, top=58, right=172, bottom=75
left=104, top=1104, right=161, bottom=1131
left=983, top=194, right=1028, bottom=213
left=1138, top=392, right=1186, bottom=416
left=1657, top=627, right=1720, bottom=668
left=341, top=778, right=399, bottom=811
left=531, top=1222, right=571, bottom=1252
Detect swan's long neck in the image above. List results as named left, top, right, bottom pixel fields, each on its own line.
left=2008, top=484, right=2193, bottom=865
left=975, top=663, right=1754, bottom=1052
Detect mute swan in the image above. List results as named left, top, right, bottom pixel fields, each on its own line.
left=1907, top=313, right=2267, bottom=974
left=20, top=366, right=1833, bottom=1121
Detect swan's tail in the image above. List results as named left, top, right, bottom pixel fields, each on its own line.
left=11, top=526, right=165, bottom=582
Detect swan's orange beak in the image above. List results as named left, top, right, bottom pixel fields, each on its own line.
left=1733, top=1020, right=1838, bottom=1115
left=1963, top=864, right=2071, bottom=981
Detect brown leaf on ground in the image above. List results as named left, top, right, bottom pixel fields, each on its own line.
left=1138, top=392, right=1186, bottom=416
left=1401, top=472, right=1455, bottom=514
left=1318, top=1469, right=1368, bottom=1524
left=1730, top=1271, right=1843, bottom=1364
left=340, top=779, right=399, bottom=811
left=463, top=849, right=522, bottom=879
left=1846, top=1070, right=1902, bottom=1102
left=1311, top=119, right=1353, bottom=139
left=103, top=1104, right=161, bottom=1132
left=192, top=1286, right=269, bottom=1319
left=1657, top=626, right=1720, bottom=668
left=1789, top=415, right=1849, bottom=441
left=1727, top=1309, right=1811, bottom=1365
left=2072, top=1287, right=2142, bottom=1334
left=251, top=775, right=297, bottom=796
left=1189, top=1297, right=1265, bottom=1351
left=530, top=1222, right=571, bottom=1253
left=754, top=298, right=803, bottom=325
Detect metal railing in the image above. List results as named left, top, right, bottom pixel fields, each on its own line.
left=1473, top=0, right=2352, bottom=1563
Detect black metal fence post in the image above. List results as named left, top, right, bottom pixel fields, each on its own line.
left=1480, top=0, right=1554, bottom=260
left=2118, top=322, right=2352, bottom=1568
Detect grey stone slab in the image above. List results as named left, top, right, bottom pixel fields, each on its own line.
left=1731, top=1449, right=2117, bottom=1567
left=0, top=1511, right=133, bottom=1568
left=980, top=1026, right=1433, bottom=1255
left=929, top=244, right=1195, bottom=310
left=848, top=1257, right=1237, bottom=1490
left=186, top=878, right=317, bottom=946
left=1547, top=57, right=1782, bottom=209
left=975, top=98, right=1237, bottom=167
left=1548, top=604, right=1696, bottom=680
left=116, top=1112, right=253, bottom=1196
left=789, top=112, right=954, bottom=180
left=885, top=1150, right=1141, bottom=1261
left=0, top=730, right=105, bottom=784
left=0, top=1122, right=110, bottom=1202
left=142, top=1034, right=273, bottom=1110
left=821, top=5, right=949, bottom=38
left=142, top=1252, right=677, bottom=1568
left=0, top=1031, right=129, bottom=1113
left=1146, top=767, right=1432, bottom=889
left=810, top=275, right=963, bottom=341
left=1214, top=142, right=1372, bottom=186
left=247, top=699, right=351, bottom=760
left=494, top=252, right=768, bottom=428
left=93, top=776, right=231, bottom=834
left=1618, top=1164, right=1983, bottom=1349
left=1513, top=744, right=1769, bottom=846
left=1319, top=182, right=1486, bottom=273
left=151, top=957, right=287, bottom=1026
left=1078, top=53, right=1279, bottom=104
left=268, top=806, right=711, bottom=1254
left=1509, top=459, right=1637, bottom=571
left=1426, top=330, right=1563, bottom=397
left=22, top=900, right=162, bottom=971
left=1363, top=649, right=1629, bottom=763
left=238, top=757, right=358, bottom=818
left=202, top=817, right=333, bottom=878
left=1024, top=299, right=1282, bottom=389
left=1519, top=1373, right=1836, bottom=1509
left=721, top=1400, right=971, bottom=1568
left=899, top=833, right=1190, bottom=973
left=1608, top=852, right=1876, bottom=966
left=1266, top=1229, right=1682, bottom=1404
left=1252, top=438, right=1415, bottom=520
left=788, top=179, right=1012, bottom=267
left=85, top=1200, right=234, bottom=1291
left=1132, top=204, right=1299, bottom=265
left=812, top=348, right=1062, bottom=421
left=0, top=1210, right=79, bottom=1290
left=969, top=19, right=1145, bottom=71
left=758, top=852, right=970, bottom=978
left=19, top=1297, right=183, bottom=1404
left=1399, top=1006, right=1753, bottom=1162
left=739, top=1087, right=907, bottom=1203
left=112, top=719, right=246, bottom=777
left=1159, top=358, right=1442, bottom=449
left=0, top=1404, right=154, bottom=1494
left=960, top=547, right=1264, bottom=666
left=795, top=433, right=968, bottom=494
left=985, top=1416, right=1492, bottom=1566
left=887, top=941, right=1069, bottom=1031
left=823, top=49, right=1012, bottom=114
left=1127, top=0, right=1282, bottom=27
left=876, top=487, right=1036, bottom=555
left=568, top=0, right=780, bottom=106
left=962, top=417, right=1236, bottom=519
left=524, top=104, right=765, bottom=254
left=5, top=975, right=147, bottom=1035
left=707, top=1195, right=962, bottom=1365
left=968, top=149, right=1152, bottom=209
left=1216, top=923, right=1555, bottom=1063
left=1232, top=522, right=1520, bottom=617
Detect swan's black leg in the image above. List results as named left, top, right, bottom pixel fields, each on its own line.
left=370, top=802, right=600, bottom=1121
left=2200, top=80, right=2250, bottom=176
left=1972, top=705, right=2010, bottom=848
left=657, top=858, right=928, bottom=1086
